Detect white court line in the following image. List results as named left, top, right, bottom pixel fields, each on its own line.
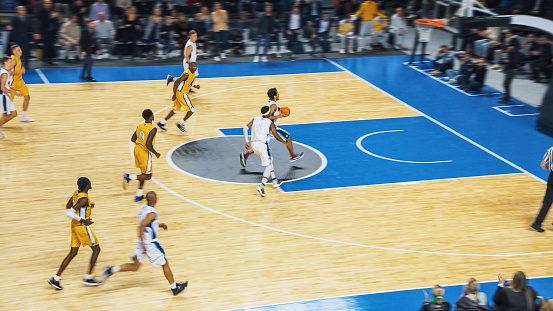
left=493, top=105, right=540, bottom=117
left=356, top=130, right=452, bottom=164
left=326, top=59, right=546, bottom=184
left=35, top=69, right=50, bottom=84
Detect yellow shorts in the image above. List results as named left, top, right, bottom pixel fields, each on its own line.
left=10, top=79, right=29, bottom=100
left=71, top=225, right=99, bottom=247
left=134, top=146, right=152, bottom=175
left=173, top=91, right=196, bottom=113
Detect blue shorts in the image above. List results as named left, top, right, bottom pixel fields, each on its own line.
left=273, top=127, right=290, bottom=140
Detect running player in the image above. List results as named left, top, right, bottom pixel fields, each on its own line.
left=101, top=191, right=188, bottom=296
left=157, top=62, right=200, bottom=133
left=240, top=87, right=304, bottom=167
left=48, top=177, right=102, bottom=290
left=10, top=44, right=33, bottom=122
left=166, top=30, right=200, bottom=88
left=0, top=56, right=21, bottom=140
left=123, top=109, right=160, bottom=202
left=243, top=105, right=287, bottom=196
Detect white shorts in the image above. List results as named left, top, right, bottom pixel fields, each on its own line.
left=252, top=141, right=272, bottom=167
left=183, top=61, right=199, bottom=77
left=1, top=95, right=16, bottom=115
left=131, top=240, right=167, bottom=267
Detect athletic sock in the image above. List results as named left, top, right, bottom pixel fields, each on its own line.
left=22, top=111, right=28, bottom=117
left=171, top=282, right=177, bottom=289
left=160, top=119, right=167, bottom=125
left=270, top=169, right=276, bottom=179
left=84, top=274, right=93, bottom=280
left=244, top=151, right=251, bottom=159
left=129, top=175, right=138, bottom=180
left=178, top=120, right=185, bottom=126
left=53, top=275, right=61, bottom=281
left=112, top=266, right=120, bottom=273
left=136, top=189, right=143, bottom=197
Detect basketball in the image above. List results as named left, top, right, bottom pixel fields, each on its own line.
left=280, top=106, right=290, bottom=116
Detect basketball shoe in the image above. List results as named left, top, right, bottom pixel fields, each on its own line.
left=290, top=152, right=304, bottom=162
left=172, top=282, right=188, bottom=296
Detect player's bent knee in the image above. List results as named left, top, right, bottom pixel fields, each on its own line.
left=144, top=174, right=152, bottom=180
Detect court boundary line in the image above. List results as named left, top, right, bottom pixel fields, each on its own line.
left=493, top=105, right=540, bottom=117
left=35, top=69, right=50, bottom=84
left=326, top=59, right=546, bottom=184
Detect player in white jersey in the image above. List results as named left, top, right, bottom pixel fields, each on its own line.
left=243, top=105, right=287, bottom=196
left=0, top=56, right=22, bottom=140
left=101, top=191, right=188, bottom=295
left=166, top=30, right=201, bottom=87
left=240, top=87, right=304, bottom=167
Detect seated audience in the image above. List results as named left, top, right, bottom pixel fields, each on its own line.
left=494, top=271, right=537, bottom=311
left=189, top=13, right=207, bottom=54
left=389, top=7, right=407, bottom=49
left=531, top=35, right=553, bottom=83
left=431, top=45, right=455, bottom=75
left=159, top=16, right=175, bottom=58
left=445, top=51, right=473, bottom=84
left=94, top=12, right=115, bottom=59
left=89, top=0, right=110, bottom=21
left=454, top=278, right=490, bottom=310
left=462, top=58, right=487, bottom=93
left=285, top=5, right=304, bottom=60
left=420, top=285, right=451, bottom=311
left=311, top=12, right=332, bottom=57
left=58, top=15, right=81, bottom=62
left=337, top=15, right=355, bottom=54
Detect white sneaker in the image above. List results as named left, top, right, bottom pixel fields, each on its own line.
left=253, top=56, right=259, bottom=62
left=221, top=52, right=226, bottom=59
left=339, top=48, right=345, bottom=54
left=214, top=56, right=221, bottom=62
left=261, top=56, right=268, bottom=62
left=21, top=115, right=34, bottom=122
left=276, top=52, right=281, bottom=58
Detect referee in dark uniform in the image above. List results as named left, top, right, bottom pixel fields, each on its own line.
left=80, top=20, right=101, bottom=82
left=531, top=147, right=553, bottom=232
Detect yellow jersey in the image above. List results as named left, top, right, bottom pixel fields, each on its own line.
left=71, top=190, right=92, bottom=227
left=177, top=68, right=195, bottom=95
left=339, top=22, right=355, bottom=35
left=135, top=122, right=156, bottom=152
left=10, top=55, right=23, bottom=82
left=353, top=1, right=385, bottom=22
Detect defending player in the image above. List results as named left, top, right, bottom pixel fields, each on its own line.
left=101, top=191, right=188, bottom=296
left=48, top=177, right=102, bottom=290
left=123, top=109, right=160, bottom=202
left=10, top=44, right=33, bottom=122
left=0, top=56, right=21, bottom=139
left=243, top=105, right=287, bottom=196
left=157, top=62, right=200, bottom=133
left=240, top=87, right=304, bottom=167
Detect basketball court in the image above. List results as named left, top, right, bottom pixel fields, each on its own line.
left=1, top=54, right=553, bottom=310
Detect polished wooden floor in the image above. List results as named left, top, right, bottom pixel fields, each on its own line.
left=1, top=72, right=551, bottom=310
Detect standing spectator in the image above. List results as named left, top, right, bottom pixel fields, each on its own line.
left=6, top=6, right=35, bottom=69
left=454, top=278, right=490, bottom=310
left=94, top=12, right=115, bottom=59
left=189, top=13, right=207, bottom=54
left=337, top=15, right=355, bottom=53
left=462, top=58, right=487, bottom=93
left=521, top=33, right=539, bottom=64
left=430, top=45, right=455, bottom=75
left=118, top=6, right=141, bottom=59
left=494, top=272, right=537, bottom=310
left=531, top=35, right=553, bottom=83
left=285, top=5, right=303, bottom=60
left=89, top=0, right=110, bottom=21
left=420, top=285, right=451, bottom=311
left=305, top=0, right=322, bottom=23
left=174, top=13, right=190, bottom=55
left=211, top=2, right=228, bottom=61
left=37, top=0, right=60, bottom=66
left=498, top=44, right=519, bottom=104
left=253, top=2, right=274, bottom=62
left=114, top=0, right=132, bottom=20
left=71, top=0, right=88, bottom=25
left=352, top=0, right=385, bottom=52
left=143, top=14, right=162, bottom=59
left=311, top=12, right=331, bottom=57
left=80, top=20, right=101, bottom=81
left=159, top=16, right=175, bottom=59
left=389, top=7, right=407, bottom=49
left=58, top=15, right=81, bottom=62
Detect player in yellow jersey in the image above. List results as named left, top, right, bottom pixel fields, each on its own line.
left=157, top=62, right=200, bottom=133
left=48, top=177, right=102, bottom=290
left=10, top=45, right=33, bottom=122
left=123, top=109, right=160, bottom=202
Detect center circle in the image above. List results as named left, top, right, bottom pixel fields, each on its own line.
left=167, top=136, right=324, bottom=184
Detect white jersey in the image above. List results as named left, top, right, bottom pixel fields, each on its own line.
left=184, top=39, right=197, bottom=62
left=137, top=204, right=160, bottom=243
left=0, top=68, right=13, bottom=96
left=251, top=116, right=273, bottom=144
left=267, top=99, right=279, bottom=124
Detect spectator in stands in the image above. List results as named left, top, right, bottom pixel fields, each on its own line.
left=158, top=0, right=174, bottom=16
left=174, top=0, right=187, bottom=14
left=6, top=6, right=35, bottom=69
left=371, top=9, right=388, bottom=50
left=352, top=0, right=385, bottom=52
left=491, top=30, right=519, bottom=70
left=285, top=5, right=303, bottom=60
left=143, top=13, right=162, bottom=59
left=420, top=285, right=451, bottom=311
left=212, top=2, right=228, bottom=61
left=462, top=58, right=487, bottom=93
left=118, top=6, right=141, bottom=59
left=159, top=16, right=175, bottom=59
left=71, top=0, right=88, bottom=25
left=305, top=0, right=322, bottom=23
left=521, top=33, right=539, bottom=64
left=531, top=35, right=553, bottom=83
left=430, top=45, right=455, bottom=76
left=59, top=15, right=81, bottom=62
left=174, top=13, right=190, bottom=55
left=189, top=13, right=207, bottom=54
left=37, top=1, right=60, bottom=66
left=445, top=51, right=473, bottom=85
left=498, top=44, right=519, bottom=104
left=200, top=6, right=212, bottom=30
left=311, top=12, right=331, bottom=57
left=389, top=7, right=407, bottom=50
left=89, top=0, right=110, bottom=21
left=95, top=12, right=115, bottom=59
left=334, top=0, right=353, bottom=21
left=337, top=15, right=355, bottom=53
left=454, top=278, right=489, bottom=310
left=135, top=0, right=154, bottom=16
left=114, top=0, right=132, bottom=20
left=80, top=19, right=101, bottom=81
left=494, top=272, right=537, bottom=311
left=253, top=2, right=274, bottom=62
left=474, top=27, right=500, bottom=59
left=268, top=17, right=282, bottom=58
left=461, top=28, right=486, bottom=53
